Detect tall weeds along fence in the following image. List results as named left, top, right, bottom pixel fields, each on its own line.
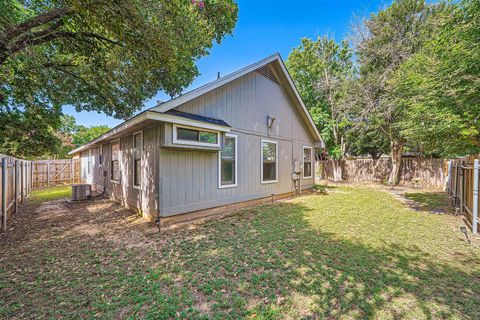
left=446, top=155, right=479, bottom=234
left=1, top=155, right=80, bottom=232
left=317, top=157, right=446, bottom=188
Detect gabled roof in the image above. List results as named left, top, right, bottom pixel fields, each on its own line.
left=69, top=53, right=324, bottom=155
left=152, top=53, right=324, bottom=146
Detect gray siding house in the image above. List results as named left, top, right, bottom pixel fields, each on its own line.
left=70, top=54, right=324, bottom=224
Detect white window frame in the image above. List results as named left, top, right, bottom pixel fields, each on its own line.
left=260, top=139, right=278, bottom=184
left=302, top=146, right=313, bottom=179
left=87, top=149, right=93, bottom=176
left=172, top=124, right=221, bottom=147
left=99, top=144, right=103, bottom=166
left=218, top=133, right=238, bottom=189
left=133, top=131, right=143, bottom=190
left=110, top=139, right=120, bottom=184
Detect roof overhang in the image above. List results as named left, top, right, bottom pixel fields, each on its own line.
left=68, top=110, right=231, bottom=155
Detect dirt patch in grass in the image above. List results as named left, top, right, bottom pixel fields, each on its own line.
left=1, top=186, right=479, bottom=319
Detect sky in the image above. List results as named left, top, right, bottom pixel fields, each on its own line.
left=63, top=0, right=386, bottom=128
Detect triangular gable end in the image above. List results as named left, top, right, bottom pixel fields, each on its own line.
left=151, top=54, right=324, bottom=147
left=255, top=64, right=281, bottom=85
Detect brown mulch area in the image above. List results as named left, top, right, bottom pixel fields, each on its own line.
left=0, top=197, right=158, bottom=249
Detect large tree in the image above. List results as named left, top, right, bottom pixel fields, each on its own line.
left=287, top=36, right=353, bottom=181
left=0, top=0, right=237, bottom=158
left=352, top=0, right=442, bottom=184
left=388, top=0, right=479, bottom=157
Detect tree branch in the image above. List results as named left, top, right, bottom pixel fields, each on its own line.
left=0, top=7, right=75, bottom=45
left=47, top=64, right=116, bottom=108
left=8, top=19, right=66, bottom=50
left=0, top=31, right=121, bottom=65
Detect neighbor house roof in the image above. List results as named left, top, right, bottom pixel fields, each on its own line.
left=69, top=53, right=324, bottom=155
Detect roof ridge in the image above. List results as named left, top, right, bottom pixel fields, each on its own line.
left=148, top=53, right=281, bottom=112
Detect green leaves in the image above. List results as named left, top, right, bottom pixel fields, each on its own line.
left=0, top=0, right=237, bottom=159
left=388, top=0, right=480, bottom=157
left=1, top=0, right=238, bottom=119
left=287, top=36, right=353, bottom=160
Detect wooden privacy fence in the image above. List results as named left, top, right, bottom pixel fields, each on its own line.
left=1, top=155, right=81, bottom=232
left=0, top=154, right=33, bottom=232
left=317, top=157, right=446, bottom=188
left=32, top=159, right=81, bottom=188
left=446, top=155, right=479, bottom=234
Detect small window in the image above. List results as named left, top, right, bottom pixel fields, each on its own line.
left=99, top=145, right=103, bottom=165
left=173, top=124, right=220, bottom=147
left=133, top=132, right=142, bottom=188
left=87, top=150, right=92, bottom=175
left=303, top=146, right=313, bottom=179
left=219, top=134, right=237, bottom=188
left=111, top=141, right=120, bottom=182
left=261, top=140, right=278, bottom=183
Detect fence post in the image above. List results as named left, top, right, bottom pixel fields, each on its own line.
left=2, top=157, right=7, bottom=232
left=30, top=162, right=32, bottom=194
left=473, top=159, right=479, bottom=235
left=459, top=162, right=464, bottom=213
left=446, top=161, right=452, bottom=193
left=71, top=158, right=74, bottom=184
left=20, top=161, right=24, bottom=203
left=14, top=160, right=18, bottom=214
left=47, top=163, right=50, bottom=187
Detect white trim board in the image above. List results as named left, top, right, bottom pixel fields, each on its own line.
left=173, top=124, right=221, bottom=148
left=302, top=145, right=313, bottom=179
left=132, top=131, right=143, bottom=190
left=260, top=139, right=278, bottom=184
left=218, top=133, right=238, bottom=189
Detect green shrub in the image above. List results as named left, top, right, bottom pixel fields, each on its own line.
left=312, top=183, right=328, bottom=194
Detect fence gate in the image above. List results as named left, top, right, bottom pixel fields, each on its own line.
left=32, top=159, right=81, bottom=188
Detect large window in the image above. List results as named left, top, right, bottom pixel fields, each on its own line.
left=173, top=124, right=220, bottom=147
left=261, top=140, right=278, bottom=183
left=111, top=141, right=120, bottom=182
left=303, top=146, right=313, bottom=179
left=133, top=132, right=142, bottom=188
left=219, top=134, right=237, bottom=188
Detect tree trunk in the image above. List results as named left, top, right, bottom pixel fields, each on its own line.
left=332, top=159, right=343, bottom=181
left=388, top=140, right=404, bottom=185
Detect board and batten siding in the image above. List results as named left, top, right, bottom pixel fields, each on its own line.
left=159, top=71, right=316, bottom=217
left=78, top=124, right=160, bottom=218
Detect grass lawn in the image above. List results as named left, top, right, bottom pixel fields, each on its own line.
left=29, top=185, right=71, bottom=203
left=1, top=186, right=479, bottom=319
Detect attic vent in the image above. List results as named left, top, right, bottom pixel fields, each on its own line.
left=255, top=65, right=280, bottom=85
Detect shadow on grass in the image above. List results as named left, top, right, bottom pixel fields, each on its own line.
left=1, top=198, right=479, bottom=319
left=404, top=191, right=453, bottom=214
left=170, top=202, right=480, bottom=319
